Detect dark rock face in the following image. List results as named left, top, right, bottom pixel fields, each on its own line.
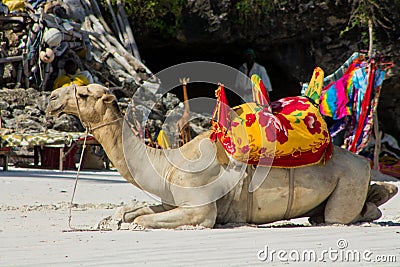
left=137, top=0, right=400, bottom=139
left=0, top=88, right=49, bottom=132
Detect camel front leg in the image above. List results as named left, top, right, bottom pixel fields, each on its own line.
left=114, top=203, right=174, bottom=223
left=133, top=203, right=217, bottom=229
left=98, top=203, right=174, bottom=230
left=115, top=204, right=165, bottom=223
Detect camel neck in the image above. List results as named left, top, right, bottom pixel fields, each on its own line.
left=90, top=117, right=140, bottom=188
left=90, top=115, right=172, bottom=201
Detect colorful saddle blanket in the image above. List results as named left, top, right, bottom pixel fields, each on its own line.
left=211, top=68, right=333, bottom=168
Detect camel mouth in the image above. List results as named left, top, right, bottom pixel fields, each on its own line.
left=46, top=103, right=65, bottom=117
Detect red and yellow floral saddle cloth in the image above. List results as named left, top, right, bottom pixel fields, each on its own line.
left=210, top=67, right=333, bottom=168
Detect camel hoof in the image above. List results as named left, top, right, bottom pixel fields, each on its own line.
left=308, top=215, right=325, bottom=225
left=129, top=223, right=145, bottom=231
left=368, top=182, right=398, bottom=207
left=361, top=202, right=382, bottom=222
left=352, top=202, right=382, bottom=223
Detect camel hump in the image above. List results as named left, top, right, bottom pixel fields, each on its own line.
left=303, top=67, right=324, bottom=106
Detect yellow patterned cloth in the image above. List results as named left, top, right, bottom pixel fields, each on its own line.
left=53, top=71, right=89, bottom=90
left=211, top=68, right=332, bottom=167
left=3, top=0, right=24, bottom=11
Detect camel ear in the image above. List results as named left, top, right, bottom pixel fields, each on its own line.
left=102, top=94, right=116, bottom=104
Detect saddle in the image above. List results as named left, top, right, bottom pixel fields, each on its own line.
left=211, top=68, right=333, bottom=168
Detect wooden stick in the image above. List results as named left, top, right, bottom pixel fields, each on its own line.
left=368, top=19, right=373, bottom=57
left=104, top=32, right=144, bottom=71
left=0, top=16, right=24, bottom=23
left=15, top=63, right=23, bottom=88
left=180, top=77, right=190, bottom=113
left=41, top=63, right=52, bottom=91
left=93, top=19, right=151, bottom=75
left=176, top=77, right=191, bottom=145
left=373, top=113, right=381, bottom=170
left=83, top=63, right=119, bottom=87
left=87, top=31, right=134, bottom=84
left=116, top=12, right=131, bottom=51
left=106, top=0, right=124, bottom=45
left=116, top=0, right=141, bottom=61
left=89, top=0, right=114, bottom=35
left=0, top=56, right=23, bottom=64
left=368, top=19, right=381, bottom=169
left=89, top=15, right=142, bottom=83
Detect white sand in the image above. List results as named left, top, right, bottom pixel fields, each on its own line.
left=1, top=168, right=399, bottom=266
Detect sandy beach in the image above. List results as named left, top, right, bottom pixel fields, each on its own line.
left=1, top=167, right=399, bottom=266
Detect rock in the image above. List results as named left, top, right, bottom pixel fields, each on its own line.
left=63, top=0, right=86, bottom=22
left=117, top=102, right=129, bottom=111
left=1, top=110, right=11, bottom=118
left=24, top=106, right=41, bottom=117
left=52, top=114, right=83, bottom=132
left=326, top=16, right=347, bottom=27
left=0, top=100, right=9, bottom=110
left=162, top=93, right=180, bottom=110
left=3, top=118, right=15, bottom=129
left=7, top=32, right=19, bottom=47
left=18, top=119, right=45, bottom=132
left=36, top=96, right=49, bottom=112
left=121, top=77, right=139, bottom=97
left=10, top=102, right=25, bottom=110
left=1, top=64, right=14, bottom=82
left=12, top=109, right=23, bottom=117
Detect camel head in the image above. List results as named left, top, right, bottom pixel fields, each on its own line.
left=46, top=84, right=120, bottom=124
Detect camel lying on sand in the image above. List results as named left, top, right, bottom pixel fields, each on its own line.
left=46, top=84, right=397, bottom=229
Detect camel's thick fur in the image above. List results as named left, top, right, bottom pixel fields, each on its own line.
left=46, top=84, right=397, bottom=229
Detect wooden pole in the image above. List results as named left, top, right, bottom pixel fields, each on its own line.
left=88, top=15, right=150, bottom=74
left=181, top=77, right=190, bottom=113
left=106, top=0, right=124, bottom=45
left=176, top=78, right=191, bottom=146
left=15, top=63, right=23, bottom=88
left=368, top=19, right=373, bottom=57
left=116, top=0, right=141, bottom=61
left=0, top=56, right=23, bottom=64
left=116, top=12, right=131, bottom=52
left=368, top=19, right=380, bottom=170
left=89, top=15, right=142, bottom=83
left=89, top=0, right=114, bottom=35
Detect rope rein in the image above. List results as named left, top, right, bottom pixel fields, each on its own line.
left=90, top=117, right=123, bottom=131
left=67, top=127, right=90, bottom=231
left=67, top=85, right=121, bottom=231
